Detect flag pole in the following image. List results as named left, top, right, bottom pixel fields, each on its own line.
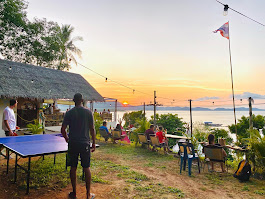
left=228, top=21, right=238, bottom=141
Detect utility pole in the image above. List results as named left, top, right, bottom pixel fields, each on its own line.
left=189, top=99, right=193, bottom=137
left=154, top=91, right=156, bottom=128
left=143, top=102, right=146, bottom=120
left=249, top=97, right=253, bottom=130
left=114, top=99, right=117, bottom=122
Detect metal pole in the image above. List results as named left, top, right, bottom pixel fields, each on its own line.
left=189, top=99, right=193, bottom=137
left=249, top=97, right=253, bottom=130
left=228, top=22, right=238, bottom=141
left=154, top=91, right=156, bottom=128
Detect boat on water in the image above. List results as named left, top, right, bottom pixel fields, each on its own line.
left=204, top=122, right=222, bottom=127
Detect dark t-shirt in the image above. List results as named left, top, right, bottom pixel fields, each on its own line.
left=145, top=129, right=155, bottom=141
left=62, top=106, right=94, bottom=144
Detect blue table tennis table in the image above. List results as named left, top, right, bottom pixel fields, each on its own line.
left=0, top=134, right=98, bottom=194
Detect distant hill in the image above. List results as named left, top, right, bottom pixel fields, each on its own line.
left=90, top=102, right=265, bottom=112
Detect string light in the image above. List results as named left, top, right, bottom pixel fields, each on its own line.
left=216, top=0, right=265, bottom=27
left=223, top=4, right=229, bottom=16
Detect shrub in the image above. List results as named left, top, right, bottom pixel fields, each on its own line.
left=26, top=119, right=43, bottom=134
left=247, top=129, right=265, bottom=176
left=130, top=118, right=150, bottom=146
left=94, top=112, right=103, bottom=136
left=123, top=111, right=144, bottom=128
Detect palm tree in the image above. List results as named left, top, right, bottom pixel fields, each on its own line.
left=57, top=24, right=83, bottom=70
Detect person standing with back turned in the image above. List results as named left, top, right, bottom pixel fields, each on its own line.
left=61, top=93, right=96, bottom=199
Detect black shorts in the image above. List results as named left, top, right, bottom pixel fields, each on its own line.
left=5, top=131, right=14, bottom=136
left=67, top=142, right=91, bottom=168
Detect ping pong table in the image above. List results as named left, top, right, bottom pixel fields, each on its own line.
left=0, top=134, right=98, bottom=194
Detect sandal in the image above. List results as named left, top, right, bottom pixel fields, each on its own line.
left=69, top=192, right=77, bottom=199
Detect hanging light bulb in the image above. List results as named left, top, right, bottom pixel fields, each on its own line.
left=9, top=66, right=12, bottom=70
left=223, top=4, right=229, bottom=16
left=105, top=77, right=108, bottom=82
left=31, top=79, right=34, bottom=83
left=240, top=99, right=242, bottom=103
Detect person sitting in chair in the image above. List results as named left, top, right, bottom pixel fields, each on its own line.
left=205, top=134, right=227, bottom=172
left=145, top=125, right=155, bottom=150
left=156, top=126, right=171, bottom=153
left=99, top=121, right=112, bottom=141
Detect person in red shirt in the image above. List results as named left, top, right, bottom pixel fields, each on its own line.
left=156, top=126, right=168, bottom=153
left=156, top=126, right=172, bottom=154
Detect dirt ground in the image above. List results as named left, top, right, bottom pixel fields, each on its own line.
left=0, top=145, right=264, bottom=199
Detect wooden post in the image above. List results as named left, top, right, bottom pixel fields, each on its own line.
left=90, top=101, right=93, bottom=111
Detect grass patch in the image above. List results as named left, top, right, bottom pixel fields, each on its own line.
left=144, top=162, right=154, bottom=167
left=133, top=183, right=184, bottom=198
left=205, top=173, right=223, bottom=185
left=242, top=185, right=249, bottom=191
left=17, top=154, right=71, bottom=189
left=92, top=175, right=109, bottom=184
left=117, top=170, right=149, bottom=181
left=126, top=179, right=140, bottom=184
left=254, top=190, right=265, bottom=195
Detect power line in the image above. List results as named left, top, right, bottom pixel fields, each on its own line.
left=216, top=0, right=265, bottom=27
left=77, top=62, right=188, bottom=103
left=77, top=62, right=152, bottom=97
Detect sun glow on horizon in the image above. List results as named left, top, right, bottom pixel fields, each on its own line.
left=122, top=101, right=129, bottom=105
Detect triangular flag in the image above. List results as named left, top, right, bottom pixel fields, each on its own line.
left=213, top=22, right=229, bottom=39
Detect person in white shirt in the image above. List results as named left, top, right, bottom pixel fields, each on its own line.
left=2, top=99, right=18, bottom=136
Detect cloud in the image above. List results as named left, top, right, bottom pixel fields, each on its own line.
left=161, top=77, right=201, bottom=82
left=233, top=92, right=265, bottom=99
left=195, top=96, right=220, bottom=101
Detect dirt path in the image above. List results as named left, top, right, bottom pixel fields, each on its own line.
left=0, top=147, right=264, bottom=199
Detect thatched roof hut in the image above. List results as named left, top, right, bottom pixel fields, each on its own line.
left=0, top=59, right=104, bottom=101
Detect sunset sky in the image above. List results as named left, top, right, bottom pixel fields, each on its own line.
left=26, top=0, right=265, bottom=108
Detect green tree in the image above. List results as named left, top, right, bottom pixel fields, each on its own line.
left=56, top=24, right=83, bottom=70
left=122, top=111, right=144, bottom=128
left=0, top=1, right=82, bottom=71
left=0, top=0, right=28, bottom=59
left=228, top=114, right=265, bottom=145
left=150, top=113, right=185, bottom=134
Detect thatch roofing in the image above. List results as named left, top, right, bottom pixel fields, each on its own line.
left=0, top=59, right=104, bottom=101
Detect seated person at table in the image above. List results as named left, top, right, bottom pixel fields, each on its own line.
left=144, top=124, right=155, bottom=150
left=114, top=124, right=121, bottom=131
left=99, top=121, right=112, bottom=141
left=156, top=126, right=171, bottom=153
left=205, top=134, right=227, bottom=172
left=145, top=124, right=155, bottom=141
